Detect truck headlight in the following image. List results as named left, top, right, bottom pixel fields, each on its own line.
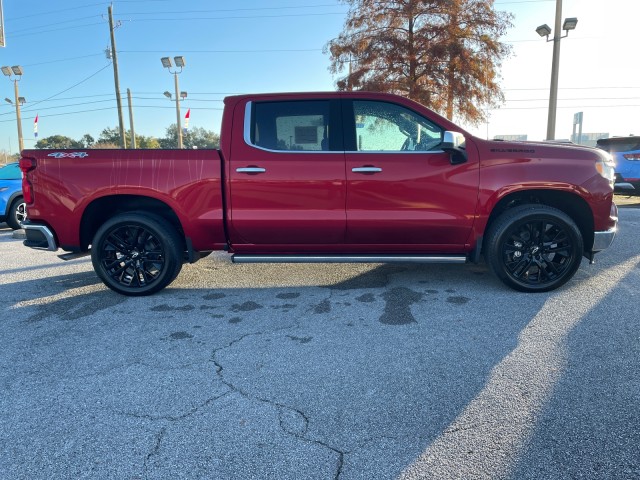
left=596, top=154, right=615, bottom=186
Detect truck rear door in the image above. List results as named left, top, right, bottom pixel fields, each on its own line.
left=227, top=98, right=346, bottom=247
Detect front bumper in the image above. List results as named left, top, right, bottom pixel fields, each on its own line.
left=592, top=226, right=617, bottom=252
left=22, top=221, right=58, bottom=251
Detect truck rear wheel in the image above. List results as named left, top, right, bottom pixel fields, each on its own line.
left=485, top=204, right=583, bottom=292
left=91, top=212, right=184, bottom=296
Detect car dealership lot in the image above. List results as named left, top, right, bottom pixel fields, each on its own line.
left=1, top=208, right=639, bottom=479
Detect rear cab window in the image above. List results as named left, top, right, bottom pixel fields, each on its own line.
left=246, top=100, right=342, bottom=152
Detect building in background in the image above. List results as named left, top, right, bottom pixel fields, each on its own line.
left=494, top=134, right=528, bottom=142
left=571, top=132, right=609, bottom=147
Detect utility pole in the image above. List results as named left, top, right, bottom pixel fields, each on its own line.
left=127, top=88, right=136, bottom=149
left=108, top=4, right=126, bottom=148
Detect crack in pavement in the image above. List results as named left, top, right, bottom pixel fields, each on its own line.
left=143, top=426, right=166, bottom=475
left=115, top=392, right=233, bottom=423
left=210, top=324, right=347, bottom=479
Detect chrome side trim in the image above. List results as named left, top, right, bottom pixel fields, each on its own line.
left=22, top=223, right=58, bottom=251
left=243, top=101, right=253, bottom=146
left=232, top=254, right=467, bottom=264
left=345, top=149, right=446, bottom=154
left=592, top=227, right=617, bottom=252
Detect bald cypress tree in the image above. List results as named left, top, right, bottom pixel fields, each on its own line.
left=326, top=0, right=513, bottom=125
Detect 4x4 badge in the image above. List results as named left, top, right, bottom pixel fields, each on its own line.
left=47, top=152, right=89, bottom=158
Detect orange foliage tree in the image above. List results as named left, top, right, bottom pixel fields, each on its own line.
left=326, top=0, right=513, bottom=125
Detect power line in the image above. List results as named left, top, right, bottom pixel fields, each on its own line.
left=11, top=2, right=104, bottom=20
left=112, top=12, right=346, bottom=22
left=495, top=0, right=554, bottom=4
left=493, top=105, right=640, bottom=111
left=0, top=104, right=223, bottom=124
left=20, top=64, right=113, bottom=114
left=116, top=4, right=343, bottom=15
left=7, top=22, right=107, bottom=39
left=23, top=54, right=106, bottom=68
left=9, top=15, right=102, bottom=35
left=120, top=49, right=321, bottom=54
left=505, top=86, right=640, bottom=91
left=505, top=97, right=640, bottom=102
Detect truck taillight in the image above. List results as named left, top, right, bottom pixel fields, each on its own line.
left=623, top=153, right=640, bottom=161
left=19, top=157, right=36, bottom=204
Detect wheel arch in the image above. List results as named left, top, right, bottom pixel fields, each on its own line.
left=483, top=189, right=594, bottom=253
left=5, top=191, right=23, bottom=215
left=80, top=195, right=185, bottom=250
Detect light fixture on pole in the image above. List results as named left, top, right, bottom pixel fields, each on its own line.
left=536, top=0, right=577, bottom=140
left=1, top=65, right=25, bottom=152
left=161, top=56, right=186, bottom=148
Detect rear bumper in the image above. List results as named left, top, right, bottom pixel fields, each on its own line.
left=614, top=173, right=640, bottom=193
left=22, top=221, right=58, bottom=251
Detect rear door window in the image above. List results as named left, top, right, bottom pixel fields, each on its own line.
left=250, top=101, right=336, bottom=152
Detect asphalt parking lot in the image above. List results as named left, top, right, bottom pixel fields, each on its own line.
left=1, top=203, right=639, bottom=479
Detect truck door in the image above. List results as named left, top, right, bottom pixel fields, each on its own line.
left=343, top=99, right=479, bottom=249
left=228, top=99, right=346, bottom=247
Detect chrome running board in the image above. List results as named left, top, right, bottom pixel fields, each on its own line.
left=231, top=254, right=467, bottom=264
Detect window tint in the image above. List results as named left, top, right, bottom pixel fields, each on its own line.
left=252, top=101, right=331, bottom=151
left=597, top=137, right=640, bottom=153
left=353, top=101, right=443, bottom=152
left=0, top=163, right=21, bottom=180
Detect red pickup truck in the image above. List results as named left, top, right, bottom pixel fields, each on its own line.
left=19, top=91, right=617, bottom=295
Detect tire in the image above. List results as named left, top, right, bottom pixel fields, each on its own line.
left=485, top=204, right=584, bottom=292
left=91, top=212, right=184, bottom=296
left=7, top=197, right=26, bottom=230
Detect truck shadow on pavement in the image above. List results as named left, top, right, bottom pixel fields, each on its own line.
left=2, top=250, right=637, bottom=479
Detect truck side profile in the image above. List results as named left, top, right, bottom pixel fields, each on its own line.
left=19, top=91, right=618, bottom=295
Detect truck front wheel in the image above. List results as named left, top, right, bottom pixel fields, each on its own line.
left=91, top=212, right=183, bottom=296
left=485, top=205, right=583, bottom=292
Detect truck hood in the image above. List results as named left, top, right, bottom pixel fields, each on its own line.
left=476, top=138, right=612, bottom=162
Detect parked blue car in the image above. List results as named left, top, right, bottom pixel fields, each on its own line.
left=596, top=136, right=640, bottom=195
left=0, top=162, right=26, bottom=230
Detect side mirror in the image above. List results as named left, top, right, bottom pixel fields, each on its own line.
left=441, top=131, right=468, bottom=165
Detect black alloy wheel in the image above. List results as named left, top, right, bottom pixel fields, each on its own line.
left=91, top=212, right=183, bottom=296
left=486, top=205, right=583, bottom=292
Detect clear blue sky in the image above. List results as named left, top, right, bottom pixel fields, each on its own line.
left=0, top=0, right=637, bottom=154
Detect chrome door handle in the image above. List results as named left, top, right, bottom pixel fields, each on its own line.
left=236, top=167, right=266, bottom=174
left=352, top=167, right=382, bottom=173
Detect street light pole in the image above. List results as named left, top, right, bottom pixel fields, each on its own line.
left=13, top=78, right=23, bottom=152
left=546, top=0, right=563, bottom=141
left=536, top=0, right=577, bottom=141
left=173, top=71, right=182, bottom=149
left=1, top=65, right=25, bottom=152
left=161, top=56, right=186, bottom=149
